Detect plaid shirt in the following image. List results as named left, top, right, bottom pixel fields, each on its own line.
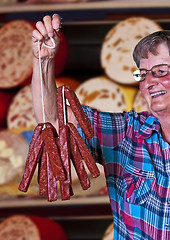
left=78, top=106, right=170, bottom=240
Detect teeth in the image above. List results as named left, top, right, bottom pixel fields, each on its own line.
left=150, top=91, right=167, bottom=97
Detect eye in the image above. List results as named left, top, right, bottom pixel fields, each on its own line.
left=158, top=70, right=166, bottom=75
left=153, top=65, right=169, bottom=77
left=141, top=73, right=147, bottom=78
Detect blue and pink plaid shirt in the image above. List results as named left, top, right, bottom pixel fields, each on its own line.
left=78, top=106, right=170, bottom=240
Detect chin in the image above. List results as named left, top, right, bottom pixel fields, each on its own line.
left=150, top=106, right=169, bottom=117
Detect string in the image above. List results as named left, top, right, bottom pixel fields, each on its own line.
left=37, top=37, right=55, bottom=128
left=62, top=86, right=67, bottom=125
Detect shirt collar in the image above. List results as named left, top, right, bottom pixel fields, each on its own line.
left=137, top=113, right=161, bottom=139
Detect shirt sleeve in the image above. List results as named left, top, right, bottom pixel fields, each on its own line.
left=77, top=106, right=127, bottom=165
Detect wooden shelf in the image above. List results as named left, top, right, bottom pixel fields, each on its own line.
left=0, top=195, right=110, bottom=209
left=1, top=0, right=170, bottom=14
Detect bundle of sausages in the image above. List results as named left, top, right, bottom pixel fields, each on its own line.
left=18, top=85, right=100, bottom=201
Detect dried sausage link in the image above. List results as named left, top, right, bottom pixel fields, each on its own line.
left=57, top=86, right=66, bottom=129
left=41, top=127, right=65, bottom=181
left=67, top=122, right=100, bottom=178
left=70, top=133, right=90, bottom=190
left=39, top=149, right=48, bottom=196
left=46, top=152, right=58, bottom=202
left=64, top=85, right=94, bottom=140
left=58, top=125, right=72, bottom=200
left=18, top=134, right=44, bottom=192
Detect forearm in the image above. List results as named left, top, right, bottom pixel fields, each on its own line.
left=32, top=56, right=58, bottom=126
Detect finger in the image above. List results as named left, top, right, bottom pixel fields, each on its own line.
left=32, top=29, right=44, bottom=43
left=52, top=14, right=61, bottom=31
left=36, top=21, right=48, bottom=39
left=43, top=15, right=54, bottom=38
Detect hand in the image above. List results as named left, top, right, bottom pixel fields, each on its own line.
left=32, top=14, right=61, bottom=60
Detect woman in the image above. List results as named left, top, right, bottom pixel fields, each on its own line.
left=32, top=14, right=170, bottom=240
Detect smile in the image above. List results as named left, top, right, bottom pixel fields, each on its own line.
left=150, top=90, right=167, bottom=98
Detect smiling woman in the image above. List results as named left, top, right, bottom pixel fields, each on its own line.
left=30, top=14, right=170, bottom=240
left=137, top=42, right=170, bottom=118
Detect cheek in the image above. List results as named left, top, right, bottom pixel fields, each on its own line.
left=139, top=82, right=145, bottom=93
left=139, top=83, right=150, bottom=101
left=160, top=75, right=170, bottom=87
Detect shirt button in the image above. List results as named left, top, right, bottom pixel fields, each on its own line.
left=165, top=223, right=169, bottom=229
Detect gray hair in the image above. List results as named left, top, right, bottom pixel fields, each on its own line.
left=133, top=30, right=170, bottom=68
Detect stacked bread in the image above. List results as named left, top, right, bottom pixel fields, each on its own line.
left=76, top=17, right=162, bottom=113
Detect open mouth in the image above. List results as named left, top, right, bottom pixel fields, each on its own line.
left=150, top=90, right=167, bottom=98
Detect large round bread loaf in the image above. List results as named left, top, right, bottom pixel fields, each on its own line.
left=101, top=17, right=162, bottom=85
left=7, top=84, right=37, bottom=129
left=0, top=20, right=33, bottom=88
left=0, top=215, right=40, bottom=240
left=0, top=215, right=69, bottom=240
left=76, top=76, right=128, bottom=112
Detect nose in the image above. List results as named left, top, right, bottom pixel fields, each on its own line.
left=143, top=71, right=159, bottom=89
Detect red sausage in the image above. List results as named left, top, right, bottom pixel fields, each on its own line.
left=41, top=127, right=65, bottom=181
left=67, top=122, right=100, bottom=178
left=46, top=152, right=58, bottom=202
left=70, top=133, right=90, bottom=190
left=58, top=125, right=72, bottom=200
left=56, top=86, right=67, bottom=129
left=46, top=122, right=58, bottom=138
left=39, top=149, right=48, bottom=196
left=64, top=85, right=94, bottom=140
left=18, top=134, right=44, bottom=192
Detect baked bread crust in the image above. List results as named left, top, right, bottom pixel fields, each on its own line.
left=0, top=20, right=33, bottom=88
left=0, top=215, right=40, bottom=240
left=101, top=17, right=162, bottom=85
left=76, top=76, right=127, bottom=112
left=7, top=84, right=36, bottom=129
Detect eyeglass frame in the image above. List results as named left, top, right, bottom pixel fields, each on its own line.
left=133, top=64, right=170, bottom=82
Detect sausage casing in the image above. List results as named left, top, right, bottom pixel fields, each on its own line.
left=64, top=85, right=94, bottom=140
left=58, top=125, right=72, bottom=200
left=41, top=127, right=65, bottom=181
left=70, top=133, right=90, bottom=190
left=46, top=152, right=58, bottom=202
left=39, top=149, right=48, bottom=196
left=67, top=122, right=100, bottom=178
left=18, top=134, right=44, bottom=192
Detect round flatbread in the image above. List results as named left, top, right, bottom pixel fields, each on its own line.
left=75, top=76, right=127, bottom=112
left=7, top=84, right=37, bottom=129
left=0, top=20, right=33, bottom=88
left=101, top=17, right=163, bottom=85
left=0, top=215, right=40, bottom=240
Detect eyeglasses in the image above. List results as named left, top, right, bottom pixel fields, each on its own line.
left=133, top=64, right=170, bottom=82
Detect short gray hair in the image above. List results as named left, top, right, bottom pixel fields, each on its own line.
left=133, top=30, right=170, bottom=68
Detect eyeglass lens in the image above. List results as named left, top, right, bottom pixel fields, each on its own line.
left=133, top=64, right=169, bottom=82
